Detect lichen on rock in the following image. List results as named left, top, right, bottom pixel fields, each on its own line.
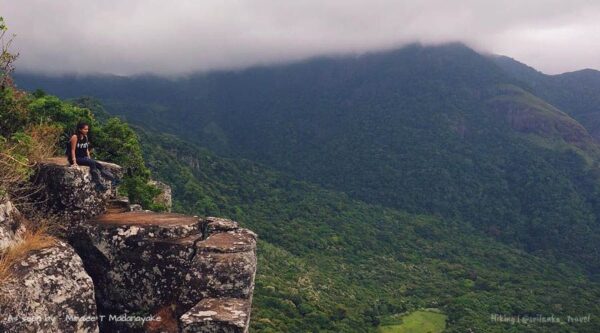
left=28, top=158, right=122, bottom=230
left=73, top=212, right=257, bottom=332
left=180, top=298, right=251, bottom=333
left=0, top=240, right=99, bottom=333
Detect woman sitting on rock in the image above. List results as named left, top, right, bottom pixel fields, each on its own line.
left=67, top=121, right=116, bottom=191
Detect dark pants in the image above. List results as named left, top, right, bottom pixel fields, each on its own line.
left=72, top=157, right=116, bottom=183
left=75, top=156, right=102, bottom=171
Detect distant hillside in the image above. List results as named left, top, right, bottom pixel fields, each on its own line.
left=138, top=129, right=600, bottom=332
left=15, top=43, right=600, bottom=278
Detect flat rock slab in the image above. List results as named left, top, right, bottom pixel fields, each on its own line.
left=197, top=229, right=257, bottom=254
left=89, top=211, right=201, bottom=240
left=79, top=212, right=204, bottom=312
left=92, top=211, right=199, bottom=226
left=43, top=157, right=121, bottom=172
left=180, top=298, right=251, bottom=333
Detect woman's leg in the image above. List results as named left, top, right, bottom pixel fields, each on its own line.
left=76, top=157, right=106, bottom=188
left=76, top=157, right=99, bottom=172
left=76, top=157, right=117, bottom=187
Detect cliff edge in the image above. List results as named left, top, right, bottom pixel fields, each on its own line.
left=0, top=158, right=257, bottom=333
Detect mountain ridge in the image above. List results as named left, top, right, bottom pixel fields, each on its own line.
left=12, top=42, right=600, bottom=331
left=14, top=44, right=600, bottom=277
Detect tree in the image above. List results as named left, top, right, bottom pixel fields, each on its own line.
left=0, top=17, right=19, bottom=89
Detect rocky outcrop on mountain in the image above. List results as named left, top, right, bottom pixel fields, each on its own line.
left=185, top=225, right=257, bottom=302
left=1, top=194, right=99, bottom=333
left=27, top=158, right=122, bottom=229
left=75, top=211, right=202, bottom=313
left=0, top=240, right=99, bottom=333
left=7, top=159, right=259, bottom=332
left=487, top=86, right=593, bottom=148
left=73, top=213, right=257, bottom=332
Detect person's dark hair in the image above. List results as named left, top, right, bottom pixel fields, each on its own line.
left=75, top=121, right=89, bottom=139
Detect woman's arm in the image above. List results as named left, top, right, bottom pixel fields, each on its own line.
left=70, top=135, right=78, bottom=166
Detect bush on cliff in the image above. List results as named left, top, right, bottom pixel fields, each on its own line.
left=2, top=87, right=165, bottom=210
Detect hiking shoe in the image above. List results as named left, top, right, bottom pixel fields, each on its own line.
left=101, top=169, right=116, bottom=181
left=95, top=182, right=108, bottom=192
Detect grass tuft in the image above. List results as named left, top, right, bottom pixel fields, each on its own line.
left=0, top=224, right=57, bottom=285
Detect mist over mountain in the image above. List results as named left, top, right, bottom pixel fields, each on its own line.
left=14, top=42, right=600, bottom=331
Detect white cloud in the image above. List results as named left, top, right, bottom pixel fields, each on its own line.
left=2, top=0, right=600, bottom=75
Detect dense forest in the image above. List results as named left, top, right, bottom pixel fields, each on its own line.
left=14, top=43, right=600, bottom=332
left=136, top=129, right=600, bottom=332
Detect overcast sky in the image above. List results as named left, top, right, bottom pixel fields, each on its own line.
left=2, top=0, right=600, bottom=76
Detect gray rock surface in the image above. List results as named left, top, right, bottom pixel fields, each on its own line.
left=180, top=298, right=251, bottom=333
left=202, top=216, right=239, bottom=236
left=11, top=160, right=257, bottom=332
left=74, top=213, right=257, bottom=332
left=76, top=211, right=202, bottom=313
left=0, top=240, right=99, bottom=333
left=129, top=203, right=143, bottom=212
left=29, top=158, right=122, bottom=228
left=0, top=196, right=25, bottom=252
left=183, top=229, right=257, bottom=303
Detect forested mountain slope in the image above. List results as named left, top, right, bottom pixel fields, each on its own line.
left=15, top=43, right=600, bottom=278
left=138, top=130, right=600, bottom=332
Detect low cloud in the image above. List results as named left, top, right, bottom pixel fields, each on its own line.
left=3, top=0, right=600, bottom=76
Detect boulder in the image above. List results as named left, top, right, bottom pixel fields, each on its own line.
left=27, top=158, right=122, bottom=232
left=0, top=240, right=99, bottom=333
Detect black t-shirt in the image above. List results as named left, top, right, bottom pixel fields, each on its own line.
left=75, top=135, right=89, bottom=158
